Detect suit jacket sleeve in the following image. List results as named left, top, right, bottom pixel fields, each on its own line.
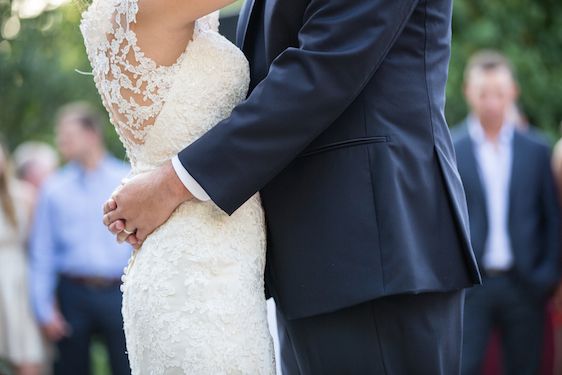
left=178, top=0, right=420, bottom=214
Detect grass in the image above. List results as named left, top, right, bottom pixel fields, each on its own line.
left=91, top=339, right=112, bottom=375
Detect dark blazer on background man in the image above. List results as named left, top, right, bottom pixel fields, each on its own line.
left=453, top=122, right=561, bottom=298
left=178, top=0, right=482, bottom=319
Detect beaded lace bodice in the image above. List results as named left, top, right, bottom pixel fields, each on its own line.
left=81, top=0, right=249, bottom=172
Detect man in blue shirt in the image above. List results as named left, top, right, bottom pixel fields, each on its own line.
left=29, top=102, right=131, bottom=375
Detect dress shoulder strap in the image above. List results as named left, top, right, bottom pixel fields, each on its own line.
left=196, top=11, right=220, bottom=34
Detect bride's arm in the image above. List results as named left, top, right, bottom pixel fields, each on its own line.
left=137, top=0, right=237, bottom=28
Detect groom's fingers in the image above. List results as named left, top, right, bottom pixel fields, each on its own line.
left=103, top=205, right=125, bottom=226
left=103, top=198, right=117, bottom=214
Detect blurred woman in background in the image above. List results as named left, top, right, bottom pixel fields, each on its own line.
left=0, top=140, right=44, bottom=375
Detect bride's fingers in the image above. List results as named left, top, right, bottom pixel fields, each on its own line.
left=135, top=229, right=148, bottom=243
left=126, top=234, right=141, bottom=247
left=109, top=220, right=125, bottom=235
left=103, top=211, right=118, bottom=226
left=117, top=228, right=133, bottom=243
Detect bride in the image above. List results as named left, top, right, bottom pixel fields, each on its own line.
left=80, top=0, right=275, bottom=373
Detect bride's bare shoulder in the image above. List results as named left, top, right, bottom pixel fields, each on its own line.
left=137, top=0, right=236, bottom=27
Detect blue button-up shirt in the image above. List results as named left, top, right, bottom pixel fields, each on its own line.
left=29, top=155, right=132, bottom=324
left=468, top=116, right=515, bottom=271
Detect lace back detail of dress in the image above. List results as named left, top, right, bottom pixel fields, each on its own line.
left=197, top=11, right=220, bottom=34
left=81, top=0, right=220, bottom=162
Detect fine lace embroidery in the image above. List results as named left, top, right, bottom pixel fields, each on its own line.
left=81, top=2, right=274, bottom=373
left=80, top=0, right=218, bottom=160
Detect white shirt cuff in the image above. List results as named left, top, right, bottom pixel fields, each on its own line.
left=171, top=155, right=211, bottom=202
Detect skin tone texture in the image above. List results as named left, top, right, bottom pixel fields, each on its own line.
left=464, top=66, right=519, bottom=143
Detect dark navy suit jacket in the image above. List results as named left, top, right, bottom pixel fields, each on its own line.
left=453, top=122, right=561, bottom=298
left=179, top=0, right=481, bottom=319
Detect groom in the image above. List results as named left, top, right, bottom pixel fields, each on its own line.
left=104, top=0, right=481, bottom=373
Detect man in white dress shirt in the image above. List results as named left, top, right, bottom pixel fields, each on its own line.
left=453, top=51, right=561, bottom=375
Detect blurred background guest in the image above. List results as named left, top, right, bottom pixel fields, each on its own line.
left=453, top=50, right=561, bottom=375
left=13, top=141, right=59, bottom=194
left=506, top=103, right=529, bottom=132
left=29, top=102, right=131, bottom=375
left=0, top=139, right=45, bottom=375
left=553, top=126, right=562, bottom=203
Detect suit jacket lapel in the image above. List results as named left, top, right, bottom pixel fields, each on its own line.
left=236, top=0, right=257, bottom=51
left=263, top=0, right=275, bottom=60
left=508, top=131, right=523, bottom=227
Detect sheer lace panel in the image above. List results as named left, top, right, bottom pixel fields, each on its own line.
left=82, top=0, right=220, bottom=155
left=97, top=0, right=193, bottom=151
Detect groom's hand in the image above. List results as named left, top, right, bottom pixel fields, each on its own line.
left=103, top=160, right=194, bottom=245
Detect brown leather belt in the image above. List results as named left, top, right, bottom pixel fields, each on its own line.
left=61, top=274, right=122, bottom=288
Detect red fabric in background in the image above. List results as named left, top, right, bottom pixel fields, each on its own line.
left=482, top=304, right=554, bottom=375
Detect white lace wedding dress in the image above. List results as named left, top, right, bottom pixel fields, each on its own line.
left=81, top=2, right=275, bottom=374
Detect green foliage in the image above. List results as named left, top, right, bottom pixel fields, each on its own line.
left=0, top=3, right=125, bottom=157
left=447, top=0, right=562, bottom=139
left=91, top=338, right=111, bottom=375
left=0, top=0, right=561, bottom=156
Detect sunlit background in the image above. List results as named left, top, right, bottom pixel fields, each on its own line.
left=1, top=0, right=562, bottom=155
left=0, top=0, right=245, bottom=159
left=1, top=0, right=562, bottom=374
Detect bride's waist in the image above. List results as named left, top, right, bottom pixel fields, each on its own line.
left=123, top=136, right=199, bottom=176
left=144, top=195, right=265, bottom=244
left=126, top=158, right=172, bottom=177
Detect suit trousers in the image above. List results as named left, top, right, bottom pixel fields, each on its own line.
left=54, top=276, right=130, bottom=375
left=277, top=290, right=465, bottom=374
left=461, top=274, right=545, bottom=375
